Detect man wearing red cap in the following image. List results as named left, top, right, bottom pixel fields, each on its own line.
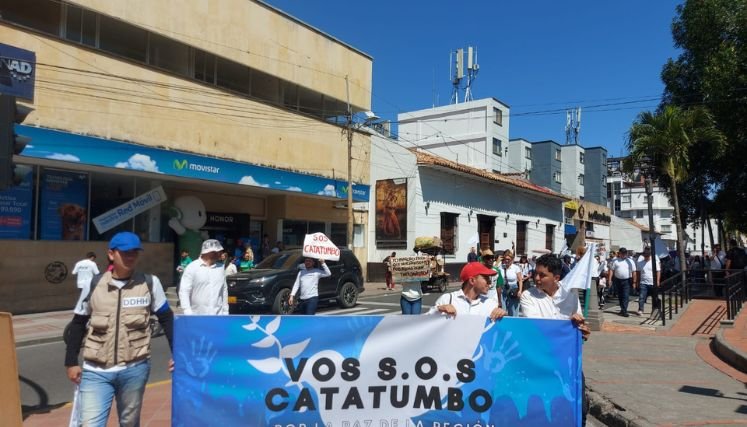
left=427, top=262, right=507, bottom=320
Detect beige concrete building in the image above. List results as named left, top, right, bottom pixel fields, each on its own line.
left=0, top=0, right=372, bottom=313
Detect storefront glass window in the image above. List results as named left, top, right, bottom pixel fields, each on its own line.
left=89, top=173, right=134, bottom=241
left=0, top=165, right=36, bottom=240
left=330, top=223, right=347, bottom=247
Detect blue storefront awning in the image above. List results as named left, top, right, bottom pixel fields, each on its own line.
left=17, top=125, right=370, bottom=201
left=564, top=224, right=577, bottom=235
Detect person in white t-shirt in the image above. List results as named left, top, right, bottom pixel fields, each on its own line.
left=520, top=253, right=590, bottom=426
left=427, top=262, right=507, bottom=320
left=72, top=252, right=100, bottom=312
left=501, top=250, right=524, bottom=316
left=635, top=247, right=661, bottom=316
left=179, top=239, right=229, bottom=315
left=606, top=248, right=637, bottom=317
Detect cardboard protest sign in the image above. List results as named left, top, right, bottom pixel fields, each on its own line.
left=392, top=256, right=431, bottom=282
left=302, top=232, right=340, bottom=261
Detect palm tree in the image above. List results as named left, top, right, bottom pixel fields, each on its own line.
left=626, top=105, right=724, bottom=273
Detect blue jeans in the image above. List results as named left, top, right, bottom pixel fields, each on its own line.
left=299, top=296, right=319, bottom=315
left=638, top=283, right=658, bottom=312
left=80, top=359, right=151, bottom=427
left=504, top=287, right=520, bottom=316
left=400, top=296, right=422, bottom=315
left=614, top=278, right=631, bottom=314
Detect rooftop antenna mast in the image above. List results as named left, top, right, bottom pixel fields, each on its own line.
left=464, top=46, right=479, bottom=102
left=450, top=48, right=464, bottom=104
left=565, top=107, right=582, bottom=145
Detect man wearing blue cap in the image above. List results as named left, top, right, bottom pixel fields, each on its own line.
left=64, top=231, right=174, bottom=427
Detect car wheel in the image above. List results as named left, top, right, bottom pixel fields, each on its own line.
left=337, top=282, right=358, bottom=308
left=272, top=288, right=293, bottom=314
left=437, top=277, right=448, bottom=293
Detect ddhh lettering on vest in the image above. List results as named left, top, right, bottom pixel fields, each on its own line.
left=122, top=296, right=151, bottom=307
left=303, top=245, right=340, bottom=256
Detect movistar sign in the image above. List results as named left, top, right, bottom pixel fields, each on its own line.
left=172, top=159, right=220, bottom=174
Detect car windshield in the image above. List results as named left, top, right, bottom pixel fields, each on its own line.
left=255, top=251, right=302, bottom=270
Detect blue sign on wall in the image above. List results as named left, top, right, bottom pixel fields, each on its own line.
left=39, top=169, right=89, bottom=240
left=0, top=43, right=35, bottom=100
left=19, top=126, right=370, bottom=201
left=172, top=315, right=583, bottom=427
left=0, top=167, right=33, bottom=239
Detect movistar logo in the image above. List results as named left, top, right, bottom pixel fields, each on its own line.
left=172, top=158, right=221, bottom=174
left=173, top=159, right=188, bottom=170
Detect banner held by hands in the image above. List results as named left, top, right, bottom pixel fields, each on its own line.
left=302, top=232, right=340, bottom=261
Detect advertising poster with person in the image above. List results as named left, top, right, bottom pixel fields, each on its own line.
left=375, top=178, right=407, bottom=246
left=39, top=169, right=89, bottom=240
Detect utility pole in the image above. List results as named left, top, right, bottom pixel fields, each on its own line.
left=345, top=76, right=354, bottom=249
left=645, top=176, right=660, bottom=319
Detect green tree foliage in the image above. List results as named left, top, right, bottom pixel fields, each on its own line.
left=626, top=106, right=724, bottom=271
left=661, top=0, right=747, bottom=230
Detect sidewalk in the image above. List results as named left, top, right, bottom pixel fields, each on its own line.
left=18, top=286, right=747, bottom=426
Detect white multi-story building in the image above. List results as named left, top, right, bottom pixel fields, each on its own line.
left=607, top=157, right=677, bottom=249
left=397, top=98, right=511, bottom=173
left=506, top=138, right=533, bottom=179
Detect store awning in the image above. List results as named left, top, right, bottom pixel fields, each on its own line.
left=17, top=125, right=370, bottom=201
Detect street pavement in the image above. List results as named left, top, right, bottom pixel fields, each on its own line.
left=15, top=281, right=747, bottom=426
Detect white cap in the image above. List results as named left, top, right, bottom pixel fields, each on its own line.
left=201, top=239, right=224, bottom=255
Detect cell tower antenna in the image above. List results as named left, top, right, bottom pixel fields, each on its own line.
left=565, top=107, right=582, bottom=145
left=464, top=46, right=479, bottom=102
left=450, top=49, right=464, bottom=104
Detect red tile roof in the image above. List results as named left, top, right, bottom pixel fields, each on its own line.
left=412, top=149, right=570, bottom=200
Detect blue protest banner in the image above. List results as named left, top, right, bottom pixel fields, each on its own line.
left=172, top=315, right=582, bottom=427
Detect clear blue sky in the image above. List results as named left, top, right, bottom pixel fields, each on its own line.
left=265, top=0, right=681, bottom=157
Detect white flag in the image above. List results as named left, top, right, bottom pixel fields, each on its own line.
left=69, top=385, right=82, bottom=427
left=561, top=243, right=597, bottom=290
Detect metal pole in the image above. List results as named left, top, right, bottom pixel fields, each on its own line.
left=345, top=76, right=354, bottom=249
left=645, top=177, right=660, bottom=320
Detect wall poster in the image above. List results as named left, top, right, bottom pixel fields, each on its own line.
left=375, top=178, right=407, bottom=247
left=39, top=169, right=89, bottom=240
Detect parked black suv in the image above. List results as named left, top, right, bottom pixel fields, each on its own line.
left=227, top=248, right=365, bottom=314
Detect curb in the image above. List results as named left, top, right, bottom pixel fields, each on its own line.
left=588, top=386, right=655, bottom=427
left=711, top=329, right=747, bottom=374
left=16, top=335, right=64, bottom=348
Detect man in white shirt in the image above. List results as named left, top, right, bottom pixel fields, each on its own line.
left=72, top=251, right=100, bottom=312
left=427, top=262, right=507, bottom=320
left=520, top=253, right=590, bottom=426
left=708, top=243, right=727, bottom=297
left=593, top=255, right=609, bottom=309
left=289, top=258, right=331, bottom=315
left=635, top=247, right=661, bottom=316
left=606, top=247, right=637, bottom=317
left=179, top=239, right=228, bottom=315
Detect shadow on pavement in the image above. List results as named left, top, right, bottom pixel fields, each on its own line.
left=679, top=385, right=747, bottom=402
left=19, top=375, right=65, bottom=419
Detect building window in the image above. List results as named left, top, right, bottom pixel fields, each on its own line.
left=493, top=108, right=503, bottom=126
left=2, top=0, right=62, bottom=36
left=98, top=15, right=148, bottom=63
left=492, top=138, right=502, bottom=156
left=622, top=194, right=631, bottom=204
left=545, top=224, right=555, bottom=251
left=440, top=213, right=458, bottom=255
left=148, top=32, right=191, bottom=75
left=553, top=171, right=561, bottom=183
left=578, top=174, right=584, bottom=186
left=65, top=5, right=97, bottom=46
left=516, top=221, right=528, bottom=256
left=602, top=175, right=607, bottom=185
left=636, top=210, right=644, bottom=218
left=614, top=199, right=621, bottom=212
left=579, top=152, right=585, bottom=164
left=524, top=147, right=531, bottom=159
left=555, top=149, right=561, bottom=161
